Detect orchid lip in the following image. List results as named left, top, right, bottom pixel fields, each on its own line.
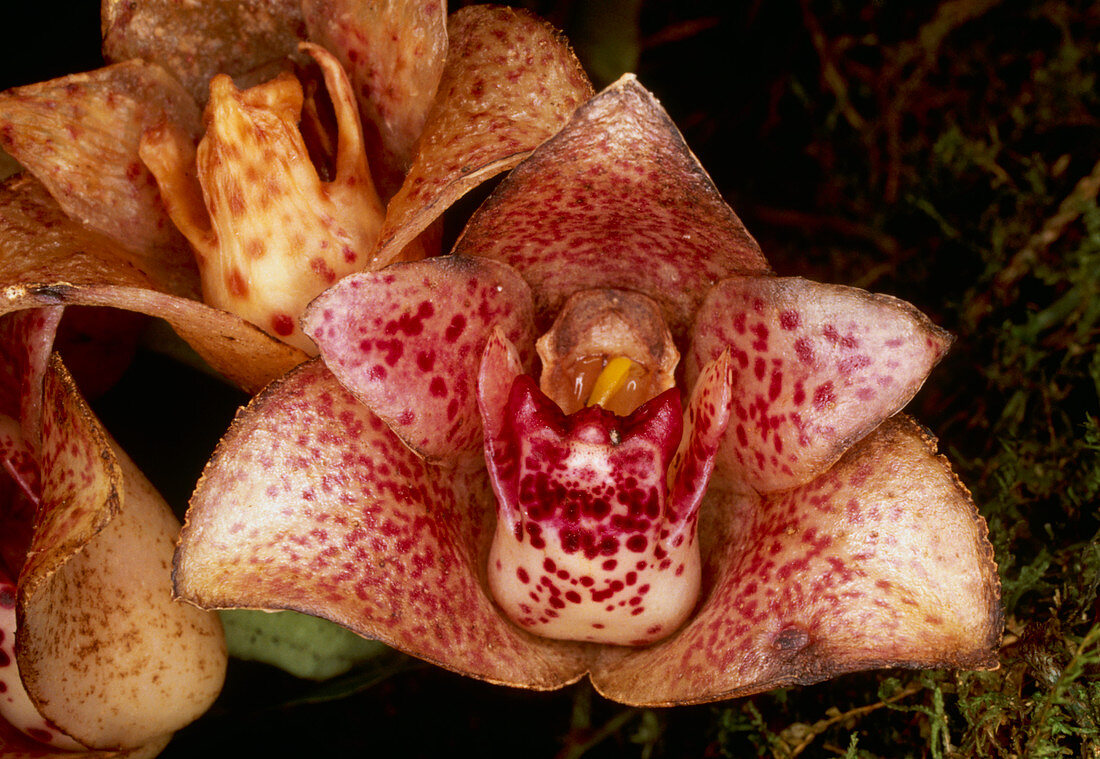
left=484, top=371, right=712, bottom=646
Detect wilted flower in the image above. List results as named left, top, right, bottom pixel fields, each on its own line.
left=174, top=75, right=1002, bottom=705
left=0, top=1, right=593, bottom=392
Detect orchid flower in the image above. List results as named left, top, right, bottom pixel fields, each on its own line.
left=0, top=1, right=593, bottom=392
left=0, top=309, right=226, bottom=755
left=0, top=1, right=600, bottom=751
left=174, top=75, right=1002, bottom=705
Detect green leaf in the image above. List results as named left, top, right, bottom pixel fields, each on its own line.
left=218, top=609, right=391, bottom=680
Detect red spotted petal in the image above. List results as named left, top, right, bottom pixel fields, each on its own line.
left=372, top=5, right=594, bottom=266
left=0, top=61, right=202, bottom=291
left=590, top=416, right=1001, bottom=705
left=302, top=255, right=536, bottom=462
left=689, top=276, right=952, bottom=492
left=453, top=75, right=770, bottom=338
left=102, top=0, right=306, bottom=106
left=176, top=359, right=591, bottom=689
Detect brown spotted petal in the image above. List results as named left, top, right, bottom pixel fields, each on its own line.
left=0, top=60, right=202, bottom=292
left=302, top=255, right=537, bottom=462
left=590, top=416, right=1001, bottom=705
left=453, top=75, right=770, bottom=338
left=141, top=45, right=385, bottom=354
left=371, top=4, right=594, bottom=266
left=0, top=177, right=305, bottom=394
left=303, top=0, right=447, bottom=196
left=6, top=354, right=226, bottom=750
left=688, top=276, right=952, bottom=493
left=176, top=359, right=591, bottom=690
left=103, top=0, right=307, bottom=106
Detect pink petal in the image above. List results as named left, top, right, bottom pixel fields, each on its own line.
left=176, top=359, right=590, bottom=689
left=453, top=75, right=771, bottom=337
left=302, top=255, right=537, bottom=462
left=0, top=177, right=306, bottom=394
left=0, top=61, right=202, bottom=292
left=303, top=0, right=447, bottom=196
left=689, top=276, right=952, bottom=492
left=591, top=415, right=1001, bottom=705
left=102, top=0, right=306, bottom=105
left=371, top=5, right=594, bottom=266
left=668, top=352, right=734, bottom=523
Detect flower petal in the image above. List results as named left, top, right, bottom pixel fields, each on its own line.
left=176, top=359, right=591, bottom=689
left=102, top=0, right=306, bottom=105
left=0, top=61, right=202, bottom=292
left=689, top=276, right=952, bottom=492
left=371, top=5, right=594, bottom=266
left=0, top=176, right=306, bottom=394
left=14, top=354, right=226, bottom=749
left=302, top=255, right=537, bottom=462
left=453, top=75, right=770, bottom=337
left=590, top=415, right=1001, bottom=705
left=302, top=0, right=447, bottom=195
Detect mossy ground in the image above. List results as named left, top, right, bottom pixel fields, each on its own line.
left=8, top=1, right=1097, bottom=756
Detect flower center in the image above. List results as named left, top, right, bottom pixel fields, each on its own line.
left=480, top=289, right=732, bottom=646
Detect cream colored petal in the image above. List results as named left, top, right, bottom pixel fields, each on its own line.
left=16, top=357, right=226, bottom=750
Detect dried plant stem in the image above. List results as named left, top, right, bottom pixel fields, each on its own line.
left=967, top=156, right=1100, bottom=324
left=787, top=683, right=925, bottom=758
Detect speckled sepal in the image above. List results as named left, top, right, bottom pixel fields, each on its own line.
left=372, top=5, right=594, bottom=265
left=177, top=359, right=592, bottom=689
left=454, top=75, right=771, bottom=338
left=103, top=0, right=305, bottom=106
left=590, top=415, right=1001, bottom=705
left=0, top=310, right=226, bottom=750
left=0, top=61, right=202, bottom=293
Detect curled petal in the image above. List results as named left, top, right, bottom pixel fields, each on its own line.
left=14, top=357, right=226, bottom=750
left=303, top=0, right=448, bottom=195
left=689, top=276, right=952, bottom=492
left=102, top=0, right=307, bottom=105
left=0, top=176, right=306, bottom=394
left=176, top=359, right=591, bottom=689
left=302, top=255, right=537, bottom=462
left=454, top=75, right=770, bottom=337
left=0, top=61, right=202, bottom=291
left=372, top=5, right=594, bottom=266
left=591, top=416, right=1001, bottom=705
